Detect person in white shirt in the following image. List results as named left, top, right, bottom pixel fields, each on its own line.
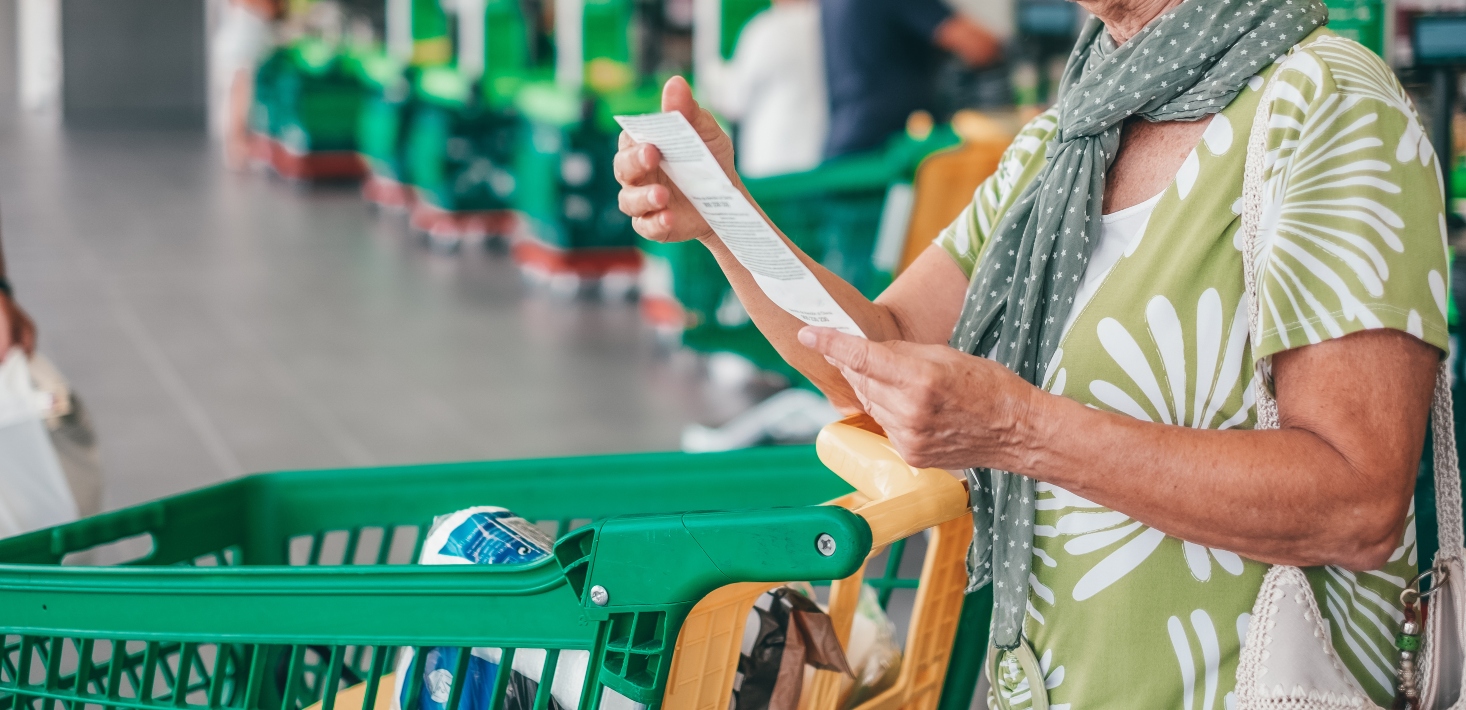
left=211, top=0, right=279, bottom=169
left=712, top=0, right=827, bottom=179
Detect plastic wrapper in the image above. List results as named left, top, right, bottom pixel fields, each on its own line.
left=733, top=586, right=853, bottom=710
left=839, top=585, right=902, bottom=710
left=392, top=508, right=643, bottom=710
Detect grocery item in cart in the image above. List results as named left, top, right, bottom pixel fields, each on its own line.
left=399, top=646, right=606, bottom=710
left=733, top=586, right=853, bottom=710
left=840, top=585, right=901, bottom=709
left=417, top=506, right=555, bottom=566
left=394, top=508, right=631, bottom=710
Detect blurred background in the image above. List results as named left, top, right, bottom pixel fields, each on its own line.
left=0, top=0, right=1461, bottom=517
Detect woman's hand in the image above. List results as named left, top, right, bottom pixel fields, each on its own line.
left=0, top=292, right=35, bottom=358
left=798, top=325, right=1040, bottom=471
left=614, top=76, right=737, bottom=244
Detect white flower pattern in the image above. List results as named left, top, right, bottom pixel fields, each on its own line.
left=1034, top=290, right=1253, bottom=602
left=1166, top=610, right=1247, bottom=710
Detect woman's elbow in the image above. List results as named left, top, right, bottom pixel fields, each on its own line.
left=1336, top=536, right=1401, bottom=572
left=1331, top=495, right=1412, bottom=572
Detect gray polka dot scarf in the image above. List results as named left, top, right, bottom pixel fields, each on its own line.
left=951, top=0, right=1327, bottom=650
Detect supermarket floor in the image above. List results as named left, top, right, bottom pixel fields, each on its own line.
left=0, top=113, right=779, bottom=511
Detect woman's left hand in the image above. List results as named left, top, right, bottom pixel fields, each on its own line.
left=797, top=326, right=1039, bottom=471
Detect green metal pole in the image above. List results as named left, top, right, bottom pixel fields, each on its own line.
left=936, top=587, right=993, bottom=710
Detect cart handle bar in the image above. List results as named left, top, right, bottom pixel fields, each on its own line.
left=815, top=416, right=971, bottom=548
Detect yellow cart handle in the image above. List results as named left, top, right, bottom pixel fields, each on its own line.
left=815, top=416, right=971, bottom=549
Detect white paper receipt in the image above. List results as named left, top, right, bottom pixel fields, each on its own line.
left=616, top=112, right=866, bottom=337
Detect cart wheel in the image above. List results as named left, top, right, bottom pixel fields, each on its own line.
left=599, top=272, right=639, bottom=302
left=483, top=234, right=511, bottom=256
left=546, top=273, right=584, bottom=299
left=426, top=232, right=464, bottom=254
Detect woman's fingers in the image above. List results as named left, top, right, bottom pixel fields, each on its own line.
left=797, top=327, right=908, bottom=384
left=616, top=142, right=676, bottom=233
left=799, top=326, right=954, bottom=441
left=632, top=213, right=673, bottom=242
left=836, top=364, right=908, bottom=413
left=618, top=184, right=669, bottom=217
left=613, top=143, right=662, bottom=186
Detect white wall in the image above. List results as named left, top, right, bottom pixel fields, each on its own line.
left=17, top=0, right=60, bottom=112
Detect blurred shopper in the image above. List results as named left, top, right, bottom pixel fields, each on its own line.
left=0, top=222, right=36, bottom=360
left=211, top=0, right=280, bottom=169
left=821, top=0, right=1000, bottom=158
left=712, top=0, right=826, bottom=178
left=0, top=209, right=89, bottom=537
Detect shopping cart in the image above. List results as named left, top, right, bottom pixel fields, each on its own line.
left=250, top=39, right=368, bottom=182
left=0, top=419, right=988, bottom=710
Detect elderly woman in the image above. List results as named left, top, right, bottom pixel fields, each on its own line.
left=615, top=0, right=1447, bottom=706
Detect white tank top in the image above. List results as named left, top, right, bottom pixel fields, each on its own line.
left=1059, top=190, right=1165, bottom=339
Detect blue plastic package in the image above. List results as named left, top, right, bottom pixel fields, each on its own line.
left=419, top=506, right=555, bottom=567
left=392, top=508, right=643, bottom=710
left=413, top=648, right=498, bottom=710
left=394, top=507, right=556, bottom=710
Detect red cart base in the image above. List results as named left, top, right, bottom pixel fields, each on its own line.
left=252, top=135, right=366, bottom=181
left=410, top=203, right=517, bottom=243
left=362, top=175, right=416, bottom=211
left=639, top=295, right=687, bottom=330
left=512, top=239, right=643, bottom=298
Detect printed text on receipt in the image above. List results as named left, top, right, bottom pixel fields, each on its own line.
left=616, top=112, right=866, bottom=337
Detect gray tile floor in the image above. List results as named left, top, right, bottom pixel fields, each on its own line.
left=0, top=114, right=762, bottom=511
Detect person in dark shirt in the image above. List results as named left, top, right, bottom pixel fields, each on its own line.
left=821, top=0, right=1001, bottom=158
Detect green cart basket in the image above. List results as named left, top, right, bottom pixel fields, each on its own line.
left=0, top=420, right=990, bottom=710
left=401, top=67, right=525, bottom=245
left=509, top=83, right=659, bottom=289
left=250, top=39, right=368, bottom=182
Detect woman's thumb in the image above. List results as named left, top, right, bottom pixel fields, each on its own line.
left=661, top=75, right=697, bottom=116
left=662, top=76, right=721, bottom=142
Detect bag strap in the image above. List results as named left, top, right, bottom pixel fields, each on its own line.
left=1430, top=364, right=1462, bottom=556
left=1239, top=48, right=1464, bottom=560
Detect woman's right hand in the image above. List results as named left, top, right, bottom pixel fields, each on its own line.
left=614, top=76, right=737, bottom=244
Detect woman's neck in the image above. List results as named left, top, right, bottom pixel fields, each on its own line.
left=1077, top=0, right=1187, bottom=44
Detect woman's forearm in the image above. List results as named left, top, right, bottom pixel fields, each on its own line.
left=699, top=228, right=903, bottom=412
left=1010, top=330, right=1436, bottom=570
left=1011, top=393, right=1414, bottom=570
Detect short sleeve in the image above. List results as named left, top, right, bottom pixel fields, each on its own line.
left=890, top=0, right=952, bottom=41
left=1253, top=38, right=1451, bottom=358
left=934, top=111, right=1059, bottom=279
